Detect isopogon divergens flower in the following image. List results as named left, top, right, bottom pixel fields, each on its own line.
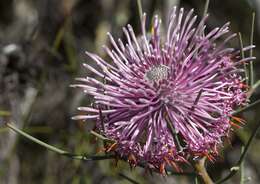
left=72, top=7, right=255, bottom=173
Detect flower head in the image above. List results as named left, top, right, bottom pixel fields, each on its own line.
left=72, top=7, right=254, bottom=173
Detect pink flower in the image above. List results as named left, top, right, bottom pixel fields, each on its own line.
left=72, top=7, right=254, bottom=173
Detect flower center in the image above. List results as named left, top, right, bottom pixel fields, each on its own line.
left=145, top=65, right=169, bottom=83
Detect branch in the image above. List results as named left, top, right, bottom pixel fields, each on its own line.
left=249, top=12, right=255, bottom=87
left=247, top=79, right=260, bottom=98
left=5, top=122, right=115, bottom=161
left=118, top=173, right=140, bottom=184
left=193, top=157, right=214, bottom=184
left=5, top=122, right=196, bottom=176
left=232, top=99, right=260, bottom=115
left=215, top=121, right=260, bottom=184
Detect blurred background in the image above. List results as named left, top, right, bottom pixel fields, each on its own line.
left=0, top=0, right=260, bottom=183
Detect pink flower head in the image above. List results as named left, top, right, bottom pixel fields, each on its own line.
left=72, top=7, right=254, bottom=173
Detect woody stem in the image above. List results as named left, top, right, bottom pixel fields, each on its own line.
left=194, top=157, right=214, bottom=184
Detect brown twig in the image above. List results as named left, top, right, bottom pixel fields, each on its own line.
left=193, top=157, right=214, bottom=184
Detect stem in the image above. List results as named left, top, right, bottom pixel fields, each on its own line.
left=203, top=0, right=210, bottom=18
left=232, top=99, right=260, bottom=115
left=52, top=17, right=71, bottom=53
left=249, top=12, right=255, bottom=87
left=90, top=130, right=115, bottom=143
left=6, top=122, right=115, bottom=161
left=240, top=146, right=245, bottom=184
left=190, top=89, right=203, bottom=112
left=216, top=121, right=260, bottom=183
left=247, top=79, right=260, bottom=98
left=237, top=124, right=260, bottom=166
left=238, top=33, right=248, bottom=85
left=195, top=176, right=199, bottom=184
left=5, top=122, right=196, bottom=176
left=193, top=157, right=214, bottom=184
left=65, top=153, right=115, bottom=161
left=164, top=111, right=183, bottom=152
left=200, top=0, right=210, bottom=37
left=137, top=0, right=143, bottom=23
left=0, top=110, right=11, bottom=117
left=6, top=122, right=67, bottom=154
left=119, top=173, right=140, bottom=184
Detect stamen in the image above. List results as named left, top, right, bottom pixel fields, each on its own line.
left=145, top=64, right=169, bottom=83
